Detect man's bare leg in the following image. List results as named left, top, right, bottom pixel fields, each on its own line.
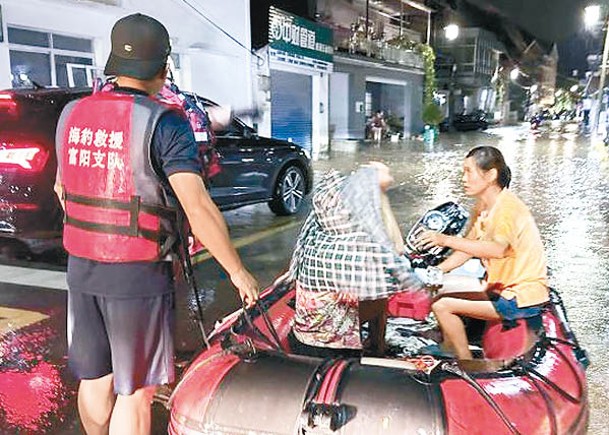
left=109, top=385, right=157, bottom=435
left=78, top=374, right=115, bottom=435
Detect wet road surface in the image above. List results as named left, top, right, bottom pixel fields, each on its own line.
left=1, top=126, right=608, bottom=433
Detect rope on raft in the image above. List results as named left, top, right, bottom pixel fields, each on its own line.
left=258, top=299, right=286, bottom=353
left=440, top=362, right=522, bottom=435
left=240, top=304, right=282, bottom=352
left=515, top=338, right=585, bottom=405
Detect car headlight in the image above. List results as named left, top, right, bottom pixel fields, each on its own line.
left=302, top=148, right=311, bottom=160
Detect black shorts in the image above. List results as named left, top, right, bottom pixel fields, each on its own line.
left=488, top=293, right=544, bottom=331
left=67, top=292, right=175, bottom=395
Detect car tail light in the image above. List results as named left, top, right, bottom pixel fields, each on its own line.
left=0, top=93, right=18, bottom=117
left=0, top=142, right=49, bottom=172
left=0, top=203, right=39, bottom=211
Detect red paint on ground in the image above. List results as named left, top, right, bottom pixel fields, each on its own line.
left=0, top=361, right=63, bottom=431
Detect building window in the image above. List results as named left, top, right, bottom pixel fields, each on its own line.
left=8, top=26, right=94, bottom=88
left=8, top=27, right=50, bottom=47
left=0, top=5, right=4, bottom=43
left=56, top=55, right=95, bottom=87
left=9, top=51, right=51, bottom=87
left=54, top=34, right=92, bottom=52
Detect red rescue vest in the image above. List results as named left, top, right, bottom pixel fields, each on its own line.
left=56, top=91, right=180, bottom=262
left=157, top=82, right=221, bottom=179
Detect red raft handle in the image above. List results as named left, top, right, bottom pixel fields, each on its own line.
left=300, top=359, right=354, bottom=433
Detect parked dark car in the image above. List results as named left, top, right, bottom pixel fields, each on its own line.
left=0, top=87, right=312, bottom=255
left=190, top=95, right=312, bottom=215
left=452, top=109, right=489, bottom=132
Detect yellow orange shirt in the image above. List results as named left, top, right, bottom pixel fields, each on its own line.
left=468, top=189, right=549, bottom=307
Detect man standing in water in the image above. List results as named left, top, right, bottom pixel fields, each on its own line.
left=54, top=13, right=258, bottom=434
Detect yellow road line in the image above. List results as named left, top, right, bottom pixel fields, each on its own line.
left=0, top=220, right=297, bottom=336
left=0, top=307, right=49, bottom=337
left=191, top=220, right=301, bottom=265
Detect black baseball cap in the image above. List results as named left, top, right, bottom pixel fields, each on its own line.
left=104, top=13, right=171, bottom=80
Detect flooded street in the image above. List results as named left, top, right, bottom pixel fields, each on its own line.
left=0, top=0, right=601, bottom=431
left=314, top=127, right=609, bottom=434
left=1, top=126, right=608, bottom=433
left=186, top=125, right=609, bottom=433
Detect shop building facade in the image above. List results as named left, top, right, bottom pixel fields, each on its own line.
left=435, top=27, right=505, bottom=119
left=253, top=1, right=428, bottom=155
left=318, top=0, right=427, bottom=143
left=331, top=54, right=424, bottom=142
left=0, top=0, right=254, bottom=110
left=254, top=6, right=332, bottom=159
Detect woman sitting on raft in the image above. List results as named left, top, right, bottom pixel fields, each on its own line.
left=417, top=146, right=549, bottom=360
left=288, top=162, right=423, bottom=358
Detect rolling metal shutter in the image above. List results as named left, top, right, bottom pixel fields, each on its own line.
left=271, top=70, right=312, bottom=153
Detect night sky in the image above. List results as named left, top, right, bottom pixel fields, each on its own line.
left=462, top=0, right=589, bottom=42
left=558, top=32, right=603, bottom=80
left=458, top=0, right=604, bottom=79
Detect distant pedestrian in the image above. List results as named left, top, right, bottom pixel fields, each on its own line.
left=582, top=96, right=592, bottom=128
left=370, top=110, right=387, bottom=144
left=54, top=13, right=258, bottom=434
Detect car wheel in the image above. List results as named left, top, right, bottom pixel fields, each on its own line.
left=268, top=165, right=306, bottom=216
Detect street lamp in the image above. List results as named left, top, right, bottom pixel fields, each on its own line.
left=510, top=68, right=520, bottom=81
left=444, top=24, right=459, bottom=41
left=585, top=5, right=601, bottom=29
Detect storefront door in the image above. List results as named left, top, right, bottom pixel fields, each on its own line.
left=271, top=70, right=312, bottom=153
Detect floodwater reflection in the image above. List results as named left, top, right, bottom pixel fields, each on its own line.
left=2, top=127, right=608, bottom=433
left=316, top=128, right=609, bottom=433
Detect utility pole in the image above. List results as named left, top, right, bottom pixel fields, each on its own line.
left=365, top=0, right=370, bottom=56
left=593, top=24, right=609, bottom=135
left=365, top=0, right=369, bottom=39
